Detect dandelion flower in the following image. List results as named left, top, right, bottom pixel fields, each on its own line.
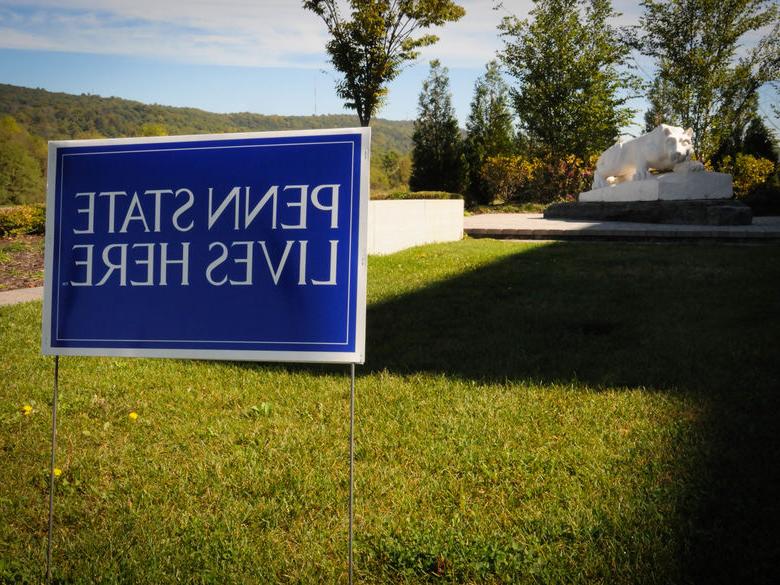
left=53, top=468, right=62, bottom=477
left=128, top=411, right=138, bottom=421
left=22, top=404, right=33, bottom=416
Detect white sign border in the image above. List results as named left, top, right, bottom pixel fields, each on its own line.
left=41, top=127, right=370, bottom=365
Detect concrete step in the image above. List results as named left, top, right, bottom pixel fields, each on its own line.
left=465, top=214, right=780, bottom=242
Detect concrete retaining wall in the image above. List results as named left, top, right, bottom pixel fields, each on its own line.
left=367, top=199, right=464, bottom=255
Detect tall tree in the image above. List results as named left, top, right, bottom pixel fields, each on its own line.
left=498, top=0, right=639, bottom=159
left=410, top=60, right=465, bottom=192
left=713, top=113, right=780, bottom=163
left=380, top=150, right=411, bottom=187
left=741, top=117, right=779, bottom=161
left=140, top=122, right=168, bottom=137
left=0, top=116, right=45, bottom=205
left=640, top=0, right=780, bottom=161
left=464, top=61, right=515, bottom=204
left=303, top=0, right=465, bottom=126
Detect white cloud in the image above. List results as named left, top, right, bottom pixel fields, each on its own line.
left=0, top=0, right=331, bottom=67
left=0, top=0, right=768, bottom=75
left=0, top=0, right=535, bottom=68
left=0, top=25, right=58, bottom=50
left=417, top=0, right=517, bottom=67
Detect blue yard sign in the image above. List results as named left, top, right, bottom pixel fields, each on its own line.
left=42, top=128, right=370, bottom=363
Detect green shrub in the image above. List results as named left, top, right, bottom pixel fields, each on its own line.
left=0, top=204, right=46, bottom=236
left=741, top=168, right=780, bottom=216
left=467, top=201, right=548, bottom=215
left=383, top=190, right=463, bottom=201
left=718, top=154, right=775, bottom=200
left=481, top=155, right=540, bottom=203
left=480, top=154, right=595, bottom=205
left=530, top=154, right=595, bottom=203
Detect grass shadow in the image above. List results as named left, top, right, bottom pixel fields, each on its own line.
left=363, top=241, right=780, bottom=583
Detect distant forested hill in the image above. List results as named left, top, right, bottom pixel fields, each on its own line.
left=0, top=83, right=415, bottom=203
left=0, top=83, right=413, bottom=153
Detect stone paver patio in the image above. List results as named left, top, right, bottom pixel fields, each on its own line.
left=465, top=213, right=780, bottom=241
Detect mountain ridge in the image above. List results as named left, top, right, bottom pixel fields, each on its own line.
left=0, top=83, right=414, bottom=154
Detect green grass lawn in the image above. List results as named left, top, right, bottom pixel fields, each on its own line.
left=1, top=239, right=779, bottom=584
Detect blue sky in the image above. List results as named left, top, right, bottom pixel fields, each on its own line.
left=0, top=0, right=776, bottom=132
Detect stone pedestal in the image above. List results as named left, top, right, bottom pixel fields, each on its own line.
left=579, top=171, right=732, bottom=203
left=544, top=199, right=752, bottom=226
left=548, top=171, right=749, bottom=226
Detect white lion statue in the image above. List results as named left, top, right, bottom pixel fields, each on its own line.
left=592, top=124, right=705, bottom=189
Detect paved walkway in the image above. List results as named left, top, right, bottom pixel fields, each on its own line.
left=0, top=286, right=43, bottom=307
left=465, top=213, right=780, bottom=241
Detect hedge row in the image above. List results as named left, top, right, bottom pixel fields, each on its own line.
left=0, top=204, right=46, bottom=237
left=380, top=190, right=463, bottom=201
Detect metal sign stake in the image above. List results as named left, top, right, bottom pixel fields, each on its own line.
left=348, top=362, right=355, bottom=585
left=46, top=355, right=59, bottom=585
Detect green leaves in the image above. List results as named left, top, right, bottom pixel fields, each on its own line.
left=0, top=116, right=46, bottom=206
left=499, top=0, right=640, bottom=159
left=410, top=60, right=466, bottom=193
left=640, top=0, right=779, bottom=161
left=464, top=61, right=516, bottom=204
left=303, top=0, right=465, bottom=126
